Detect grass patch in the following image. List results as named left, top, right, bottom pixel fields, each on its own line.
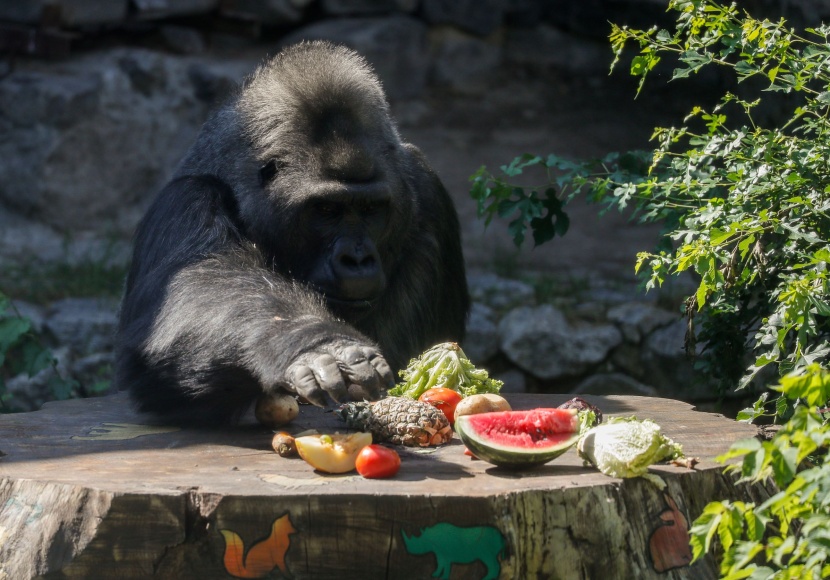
left=0, top=259, right=128, bottom=304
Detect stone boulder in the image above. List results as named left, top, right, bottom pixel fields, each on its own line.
left=420, top=0, right=506, bottom=36
left=44, top=298, right=120, bottom=355
left=221, top=0, right=308, bottom=26
left=499, top=304, right=622, bottom=379
left=505, top=24, right=611, bottom=76
left=462, top=302, right=500, bottom=364
left=0, top=48, right=254, bottom=234
left=0, top=0, right=128, bottom=26
left=639, top=319, right=713, bottom=399
left=320, top=0, right=417, bottom=15
left=467, top=272, right=536, bottom=312
left=428, top=27, right=502, bottom=94
left=572, top=372, right=658, bottom=397
left=606, top=302, right=677, bottom=343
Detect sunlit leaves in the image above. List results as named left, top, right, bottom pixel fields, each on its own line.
left=471, top=1, right=830, bottom=576
left=694, top=400, right=830, bottom=577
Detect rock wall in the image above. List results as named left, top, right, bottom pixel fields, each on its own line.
left=5, top=270, right=761, bottom=414
left=1, top=0, right=825, bottom=259
left=0, top=0, right=803, bottom=411
left=2, top=0, right=621, bottom=262
left=462, top=272, right=761, bottom=409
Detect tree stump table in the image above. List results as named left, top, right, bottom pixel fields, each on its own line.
left=0, top=392, right=762, bottom=579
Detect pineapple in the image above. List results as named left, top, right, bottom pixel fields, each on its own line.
left=336, top=397, right=452, bottom=447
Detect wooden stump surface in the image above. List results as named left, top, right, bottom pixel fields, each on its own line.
left=0, top=392, right=762, bottom=579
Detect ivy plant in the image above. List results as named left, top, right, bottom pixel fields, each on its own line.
left=0, top=290, right=78, bottom=409
left=471, top=0, right=830, bottom=575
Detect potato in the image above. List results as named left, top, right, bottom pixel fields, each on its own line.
left=271, top=431, right=298, bottom=457
left=454, top=393, right=511, bottom=419
left=255, top=391, right=299, bottom=428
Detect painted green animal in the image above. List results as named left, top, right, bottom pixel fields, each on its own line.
left=401, top=522, right=505, bottom=580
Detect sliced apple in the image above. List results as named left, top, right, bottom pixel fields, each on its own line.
left=294, top=432, right=373, bottom=474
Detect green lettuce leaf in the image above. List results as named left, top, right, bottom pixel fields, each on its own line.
left=389, top=342, right=503, bottom=399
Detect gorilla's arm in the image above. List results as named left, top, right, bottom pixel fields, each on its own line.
left=116, top=176, right=393, bottom=425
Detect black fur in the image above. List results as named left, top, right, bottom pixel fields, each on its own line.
left=115, top=42, right=469, bottom=425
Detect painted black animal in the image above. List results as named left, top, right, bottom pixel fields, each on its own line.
left=115, top=42, right=469, bottom=425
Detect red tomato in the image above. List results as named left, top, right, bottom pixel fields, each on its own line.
left=419, top=387, right=463, bottom=425
left=355, top=444, right=401, bottom=479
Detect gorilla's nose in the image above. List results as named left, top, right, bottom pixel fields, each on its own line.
left=331, top=238, right=385, bottom=299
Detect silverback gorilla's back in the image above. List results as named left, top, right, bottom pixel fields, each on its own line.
left=115, top=41, right=469, bottom=425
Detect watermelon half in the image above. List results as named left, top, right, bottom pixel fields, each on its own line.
left=455, top=408, right=581, bottom=468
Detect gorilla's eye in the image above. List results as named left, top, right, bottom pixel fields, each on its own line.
left=258, top=160, right=285, bottom=187
left=363, top=200, right=389, bottom=216
left=316, top=202, right=340, bottom=217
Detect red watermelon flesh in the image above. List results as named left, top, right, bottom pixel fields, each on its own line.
left=455, top=408, right=581, bottom=467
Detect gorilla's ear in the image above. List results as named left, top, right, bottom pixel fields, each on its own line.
left=259, top=160, right=278, bottom=187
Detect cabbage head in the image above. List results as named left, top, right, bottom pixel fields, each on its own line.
left=577, top=417, right=683, bottom=485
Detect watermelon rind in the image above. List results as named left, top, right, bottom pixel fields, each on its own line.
left=455, top=409, right=581, bottom=468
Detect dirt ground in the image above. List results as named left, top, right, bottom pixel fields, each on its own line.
left=396, top=67, right=707, bottom=290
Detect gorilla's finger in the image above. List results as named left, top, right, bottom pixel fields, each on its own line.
left=347, top=382, right=380, bottom=402
left=337, top=345, right=377, bottom=385
left=336, top=345, right=383, bottom=400
left=308, top=353, right=348, bottom=403
left=286, top=364, right=328, bottom=407
left=363, top=347, right=395, bottom=389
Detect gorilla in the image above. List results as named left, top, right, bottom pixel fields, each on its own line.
left=115, top=41, right=469, bottom=425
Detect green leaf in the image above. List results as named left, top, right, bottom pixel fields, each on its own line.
left=717, top=437, right=761, bottom=464
left=710, top=228, right=735, bottom=245
left=0, top=317, right=31, bottom=353
left=500, top=154, right=542, bottom=177
left=530, top=216, right=556, bottom=246
left=554, top=211, right=570, bottom=237
left=734, top=61, right=759, bottom=77
left=691, top=502, right=726, bottom=562
left=696, top=281, right=709, bottom=310
left=771, top=446, right=799, bottom=487
left=507, top=218, right=526, bottom=247
left=47, top=375, right=77, bottom=401
left=17, top=339, right=55, bottom=377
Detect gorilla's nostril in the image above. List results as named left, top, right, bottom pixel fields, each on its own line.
left=341, top=255, right=360, bottom=269
left=339, top=253, right=376, bottom=273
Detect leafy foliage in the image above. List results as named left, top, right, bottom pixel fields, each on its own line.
left=692, top=370, right=830, bottom=578
left=0, top=290, right=79, bottom=409
left=0, top=253, right=128, bottom=305
left=470, top=0, right=830, bottom=575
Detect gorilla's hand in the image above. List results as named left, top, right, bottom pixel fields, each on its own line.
left=283, top=342, right=395, bottom=407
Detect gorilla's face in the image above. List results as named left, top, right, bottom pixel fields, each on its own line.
left=254, top=105, right=410, bottom=316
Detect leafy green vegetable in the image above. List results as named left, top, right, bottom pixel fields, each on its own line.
left=389, top=342, right=503, bottom=399
left=576, top=410, right=599, bottom=434
left=577, top=417, right=684, bottom=488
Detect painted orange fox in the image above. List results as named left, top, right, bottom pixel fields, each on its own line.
left=220, top=513, right=296, bottom=578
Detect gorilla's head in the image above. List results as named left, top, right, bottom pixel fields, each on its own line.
left=185, top=42, right=418, bottom=317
